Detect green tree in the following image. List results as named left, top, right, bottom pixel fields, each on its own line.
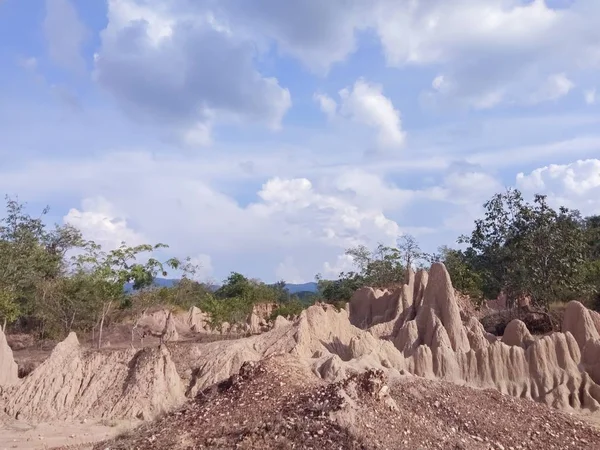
left=70, top=241, right=182, bottom=347
left=0, top=289, right=19, bottom=331
left=345, top=243, right=405, bottom=287
left=215, top=272, right=251, bottom=299
left=461, top=189, right=591, bottom=309
left=0, top=196, right=85, bottom=327
left=397, top=234, right=426, bottom=271
left=434, top=246, right=484, bottom=304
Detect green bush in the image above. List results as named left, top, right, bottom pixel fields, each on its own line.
left=269, top=300, right=304, bottom=321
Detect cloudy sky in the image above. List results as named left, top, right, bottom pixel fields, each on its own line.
left=1, top=0, right=599, bottom=284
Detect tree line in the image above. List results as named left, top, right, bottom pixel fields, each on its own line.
left=0, top=196, right=307, bottom=341
left=1, top=187, right=599, bottom=343
left=316, top=188, right=600, bottom=312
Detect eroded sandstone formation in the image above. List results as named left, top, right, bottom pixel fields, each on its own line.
left=3, top=262, right=600, bottom=424
left=0, top=327, right=18, bottom=386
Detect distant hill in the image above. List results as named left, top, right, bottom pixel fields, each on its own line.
left=125, top=278, right=318, bottom=294
left=284, top=282, right=318, bottom=294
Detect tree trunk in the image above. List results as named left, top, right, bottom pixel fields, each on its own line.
left=97, top=301, right=113, bottom=349
left=68, top=311, right=76, bottom=333
left=1, top=317, right=6, bottom=333
left=98, top=313, right=105, bottom=350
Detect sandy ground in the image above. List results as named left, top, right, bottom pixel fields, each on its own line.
left=0, top=418, right=137, bottom=450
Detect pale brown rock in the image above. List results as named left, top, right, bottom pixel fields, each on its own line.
left=562, top=301, right=600, bottom=350
left=502, top=319, right=533, bottom=348
left=0, top=327, right=18, bottom=386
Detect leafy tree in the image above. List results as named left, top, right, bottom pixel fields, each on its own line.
left=0, top=289, right=19, bottom=331
left=397, top=234, right=426, bottom=271
left=215, top=272, right=252, bottom=299
left=346, top=243, right=405, bottom=287
left=315, top=274, right=363, bottom=305
left=315, top=242, right=408, bottom=305
left=270, top=300, right=304, bottom=321
left=461, top=189, right=592, bottom=309
left=272, top=280, right=291, bottom=303
left=0, top=196, right=85, bottom=322
left=70, top=241, right=182, bottom=347
left=434, top=246, right=484, bottom=303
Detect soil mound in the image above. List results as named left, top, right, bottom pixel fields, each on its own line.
left=97, top=355, right=600, bottom=450
left=563, top=300, right=600, bottom=350
left=186, top=306, right=211, bottom=332
left=335, top=263, right=600, bottom=413
left=1, top=332, right=184, bottom=421
left=138, top=303, right=276, bottom=337
left=0, top=326, right=18, bottom=386
left=501, top=319, right=534, bottom=348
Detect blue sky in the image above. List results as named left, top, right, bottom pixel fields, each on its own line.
left=1, top=0, right=599, bottom=284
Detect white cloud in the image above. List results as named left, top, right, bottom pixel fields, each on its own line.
left=275, top=256, right=303, bottom=283
left=182, top=121, right=213, bottom=148
left=64, top=196, right=145, bottom=251
left=585, top=88, right=597, bottom=105
left=337, top=79, right=406, bottom=148
left=313, top=93, right=337, bottom=120
left=374, top=0, right=560, bottom=67
left=329, top=168, right=438, bottom=210
left=516, top=159, right=600, bottom=215
left=44, top=0, right=88, bottom=73
left=419, top=166, right=506, bottom=233
left=94, top=0, right=292, bottom=145
left=190, top=0, right=600, bottom=110
left=2, top=152, right=408, bottom=282
left=442, top=169, right=504, bottom=205
left=252, top=176, right=400, bottom=249
left=427, top=73, right=505, bottom=110
left=528, top=73, right=574, bottom=104
left=373, top=0, right=598, bottom=109
left=221, top=0, right=369, bottom=74
left=322, top=253, right=355, bottom=278
left=188, top=254, right=214, bottom=280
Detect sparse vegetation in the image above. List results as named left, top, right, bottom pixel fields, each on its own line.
left=1, top=186, right=598, bottom=341
left=0, top=197, right=319, bottom=339
left=315, top=189, right=599, bottom=312
left=451, top=189, right=600, bottom=310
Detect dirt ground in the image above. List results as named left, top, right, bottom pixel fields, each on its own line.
left=9, top=324, right=244, bottom=379
left=95, top=355, right=600, bottom=450
left=0, top=417, right=137, bottom=450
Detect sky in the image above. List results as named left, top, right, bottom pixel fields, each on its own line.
left=1, top=0, right=599, bottom=284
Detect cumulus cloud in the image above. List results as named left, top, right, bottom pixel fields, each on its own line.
left=329, top=168, right=435, bottom=210
left=188, top=254, right=214, bottom=280
left=44, top=0, right=88, bottom=73
left=370, top=0, right=598, bottom=110
left=252, top=176, right=400, bottom=249
left=94, top=0, right=291, bottom=146
left=313, top=93, right=337, bottom=120
left=64, top=196, right=145, bottom=251
left=97, top=0, right=599, bottom=112
left=1, top=152, right=409, bottom=282
left=434, top=166, right=505, bottom=232
left=316, top=79, right=405, bottom=148
left=338, top=79, right=405, bottom=148
left=322, top=253, right=355, bottom=278
left=220, top=0, right=369, bottom=74
left=516, top=159, right=600, bottom=215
